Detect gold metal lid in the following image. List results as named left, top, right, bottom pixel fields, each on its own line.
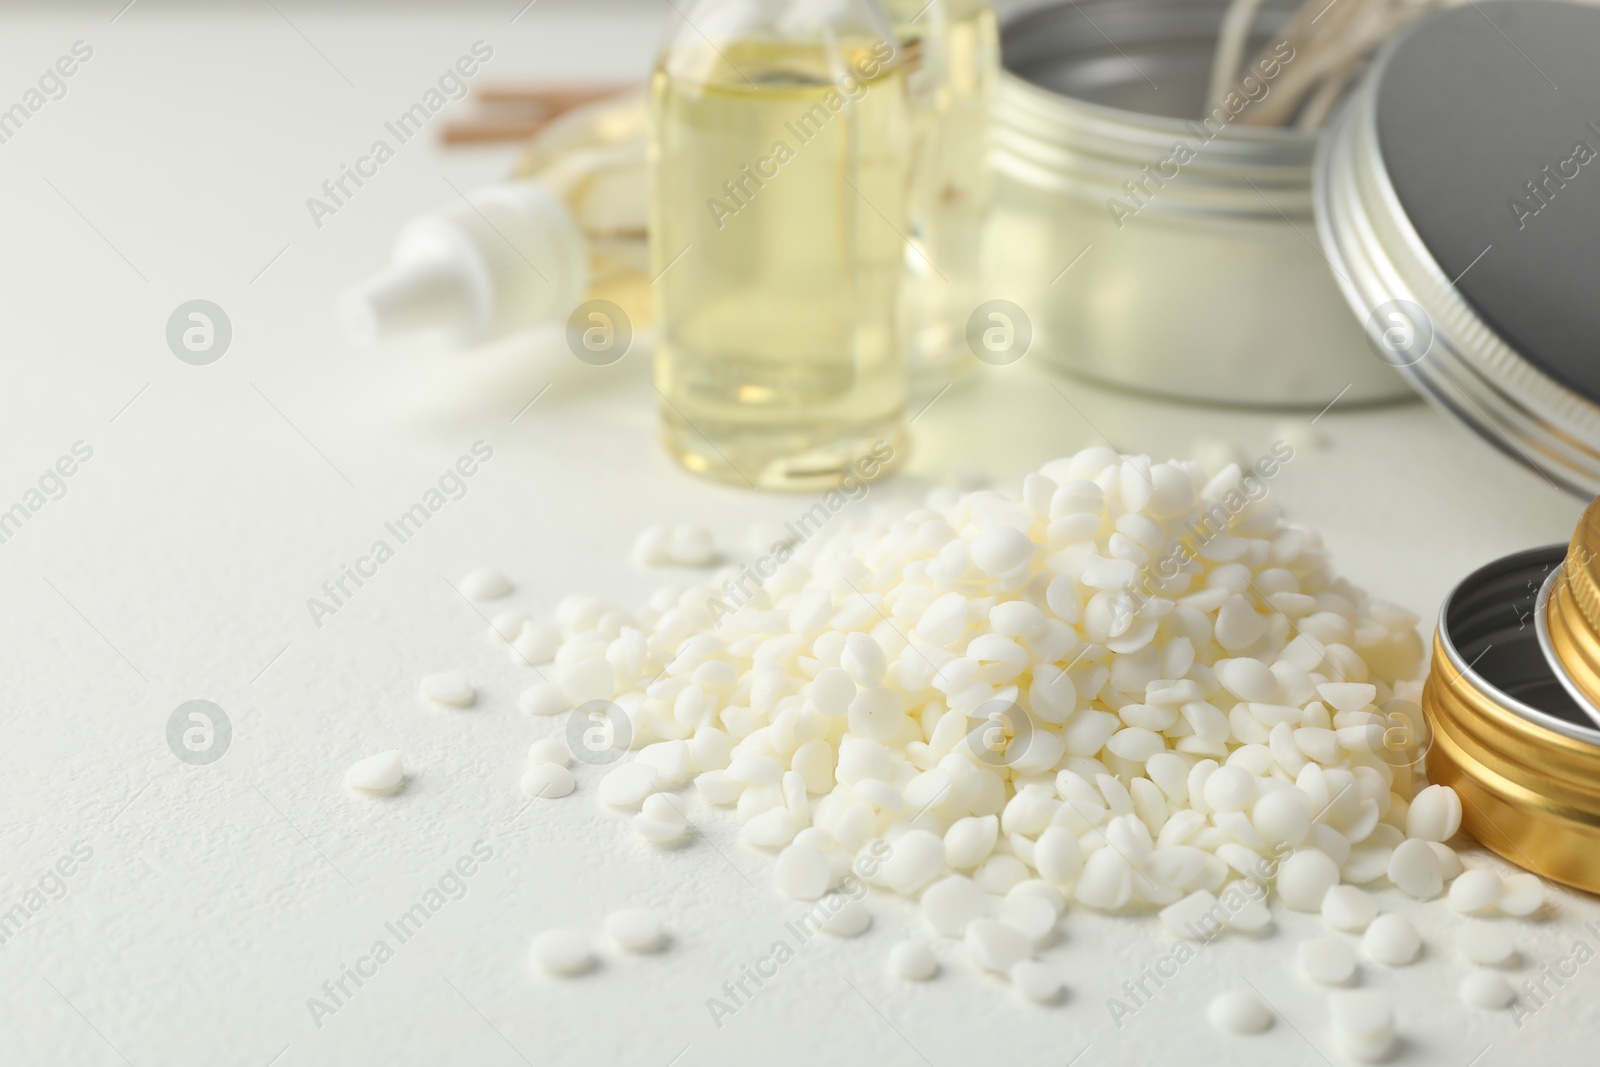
left=1423, top=546, right=1600, bottom=893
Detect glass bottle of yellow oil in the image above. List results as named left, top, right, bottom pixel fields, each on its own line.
left=881, top=0, right=999, bottom=394
left=650, top=0, right=911, bottom=491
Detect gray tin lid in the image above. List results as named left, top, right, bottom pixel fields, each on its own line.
left=1315, top=0, right=1600, bottom=496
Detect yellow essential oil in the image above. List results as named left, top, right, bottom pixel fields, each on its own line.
left=650, top=36, right=911, bottom=490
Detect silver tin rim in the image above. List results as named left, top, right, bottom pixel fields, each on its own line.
left=1534, top=564, right=1600, bottom=730
left=1439, top=544, right=1600, bottom=746
left=1314, top=38, right=1600, bottom=498
left=993, top=0, right=1318, bottom=220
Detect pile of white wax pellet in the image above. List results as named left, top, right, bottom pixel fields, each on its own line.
left=459, top=447, right=1566, bottom=1045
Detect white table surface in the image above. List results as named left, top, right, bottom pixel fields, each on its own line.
left=1, top=3, right=1595, bottom=1065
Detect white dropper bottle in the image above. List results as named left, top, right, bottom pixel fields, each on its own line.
left=341, top=181, right=590, bottom=349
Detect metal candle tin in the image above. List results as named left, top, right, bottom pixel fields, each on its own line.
left=1316, top=0, right=1600, bottom=497
left=989, top=0, right=1411, bottom=407
left=1425, top=534, right=1600, bottom=893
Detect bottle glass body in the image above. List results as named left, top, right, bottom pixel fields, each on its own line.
left=650, top=0, right=911, bottom=490
left=883, top=0, right=999, bottom=393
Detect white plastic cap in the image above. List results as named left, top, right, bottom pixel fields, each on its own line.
left=341, top=180, right=589, bottom=349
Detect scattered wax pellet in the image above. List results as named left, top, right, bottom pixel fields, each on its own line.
left=1388, top=839, right=1443, bottom=899
left=922, top=876, right=988, bottom=938
left=820, top=900, right=870, bottom=938
left=999, top=892, right=1057, bottom=942
left=1498, top=872, right=1545, bottom=916
left=1448, top=869, right=1501, bottom=914
left=510, top=622, right=561, bottom=665
left=1009, top=960, right=1064, bottom=1004
left=775, top=841, right=831, bottom=901
left=527, top=738, right=571, bottom=767
left=1298, top=936, right=1357, bottom=985
left=1363, top=914, right=1421, bottom=966
left=420, top=670, right=474, bottom=707
left=1406, top=784, right=1462, bottom=842
left=1459, top=968, right=1514, bottom=1010
left=1278, top=850, right=1340, bottom=912
left=965, top=919, right=1029, bottom=973
left=518, top=681, right=571, bottom=717
left=605, top=908, right=666, bottom=953
left=1207, top=990, right=1272, bottom=1034
left=460, top=567, right=511, bottom=600
left=489, top=609, right=531, bottom=641
left=531, top=929, right=594, bottom=976
left=521, top=764, right=575, bottom=799
left=344, top=751, right=404, bottom=794
left=1455, top=922, right=1515, bottom=966
left=1330, top=991, right=1395, bottom=1062
left=600, top=764, right=661, bottom=809
left=1322, top=885, right=1379, bottom=931
left=888, top=941, right=938, bottom=981
left=634, top=524, right=719, bottom=567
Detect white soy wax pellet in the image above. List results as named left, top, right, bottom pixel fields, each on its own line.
left=1405, top=784, right=1461, bottom=842
left=882, top=830, right=945, bottom=896
left=1322, top=885, right=1378, bottom=932
left=821, top=900, right=871, bottom=938
left=420, top=671, right=475, bottom=707
left=810, top=667, right=856, bottom=717
left=667, top=524, right=718, bottom=566
left=1460, top=968, right=1514, bottom=1010
left=605, top=908, right=666, bottom=953
left=965, top=919, right=1030, bottom=973
left=1297, top=936, right=1357, bottom=985
left=511, top=623, right=561, bottom=665
left=922, top=876, right=988, bottom=937
left=1252, top=790, right=1311, bottom=848
left=599, top=763, right=660, bottom=809
left=1499, top=872, right=1545, bottom=916
left=528, top=739, right=571, bottom=767
left=1032, top=827, right=1084, bottom=886
left=1203, top=765, right=1256, bottom=812
left=531, top=929, right=595, bottom=976
left=848, top=687, right=905, bottom=742
left=999, top=892, right=1057, bottom=942
left=775, top=841, right=831, bottom=901
left=460, top=567, right=512, bottom=600
left=1009, top=960, right=1064, bottom=1004
left=489, top=609, right=532, bottom=641
left=1427, top=841, right=1463, bottom=882
left=1159, top=891, right=1220, bottom=940
left=560, top=658, right=614, bottom=704
left=841, top=633, right=888, bottom=686
left=1455, top=922, right=1515, bottom=966
left=971, top=526, right=1032, bottom=576
left=1448, top=869, right=1502, bottom=914
left=889, top=941, right=939, bottom=981
left=1277, top=850, right=1340, bottom=912
left=640, top=792, right=687, bottom=826
left=520, top=764, right=575, bottom=799
left=518, top=681, right=571, bottom=717
left=1215, top=658, right=1281, bottom=703
left=1074, top=848, right=1133, bottom=910
left=1207, top=990, right=1272, bottom=1034
left=945, top=816, right=999, bottom=869
left=1330, top=991, right=1395, bottom=1061
left=634, top=811, right=688, bottom=844
left=1388, top=838, right=1443, bottom=899
left=1363, top=914, right=1421, bottom=966
left=345, top=751, right=404, bottom=793
left=631, top=524, right=671, bottom=566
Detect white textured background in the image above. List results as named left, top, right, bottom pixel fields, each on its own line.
left=0, top=2, right=1595, bottom=1065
